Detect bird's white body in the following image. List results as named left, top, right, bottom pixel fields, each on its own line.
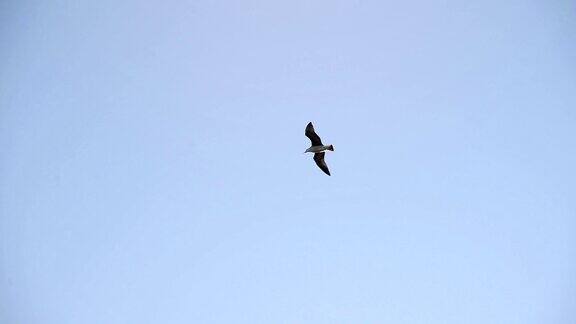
left=305, top=145, right=334, bottom=153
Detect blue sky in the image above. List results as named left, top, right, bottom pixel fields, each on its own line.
left=1, top=0, right=576, bottom=323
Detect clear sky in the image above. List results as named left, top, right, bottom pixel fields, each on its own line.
left=1, top=0, right=576, bottom=323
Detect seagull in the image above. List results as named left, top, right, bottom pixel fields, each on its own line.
left=304, top=122, right=334, bottom=176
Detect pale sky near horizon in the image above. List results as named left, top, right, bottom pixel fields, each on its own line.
left=1, top=0, right=576, bottom=323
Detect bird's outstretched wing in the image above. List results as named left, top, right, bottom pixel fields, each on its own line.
left=305, top=122, right=323, bottom=146
left=313, top=152, right=331, bottom=176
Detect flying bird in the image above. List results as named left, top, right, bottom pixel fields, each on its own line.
left=304, top=122, right=334, bottom=176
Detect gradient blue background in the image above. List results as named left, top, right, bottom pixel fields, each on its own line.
left=1, top=0, right=576, bottom=323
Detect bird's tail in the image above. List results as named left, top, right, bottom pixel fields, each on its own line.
left=327, top=145, right=334, bottom=151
